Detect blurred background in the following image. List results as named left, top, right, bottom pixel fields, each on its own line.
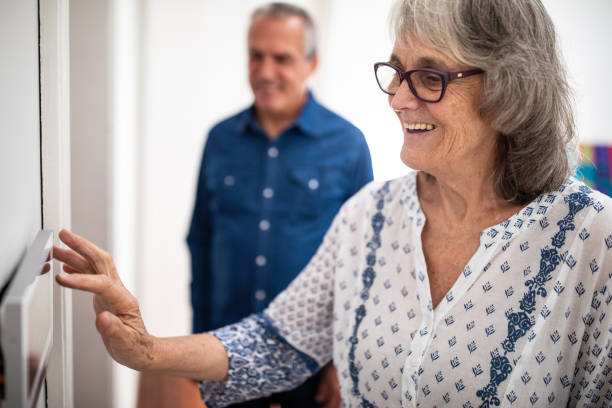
left=68, top=0, right=612, bottom=406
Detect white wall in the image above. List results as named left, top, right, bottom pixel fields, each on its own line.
left=69, top=0, right=114, bottom=407
left=68, top=1, right=612, bottom=406
left=317, top=0, right=403, bottom=181
left=542, top=0, right=612, bottom=145
left=0, top=0, right=42, bottom=288
left=109, top=0, right=141, bottom=405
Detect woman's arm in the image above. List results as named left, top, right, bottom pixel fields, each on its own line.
left=54, top=229, right=228, bottom=381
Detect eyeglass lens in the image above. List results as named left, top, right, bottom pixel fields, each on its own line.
left=376, top=65, right=444, bottom=102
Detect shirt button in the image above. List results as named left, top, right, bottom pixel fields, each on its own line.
left=255, top=255, right=267, bottom=266
left=308, top=178, right=319, bottom=190
left=255, top=290, right=267, bottom=301
left=262, top=188, right=274, bottom=199
left=259, top=219, right=270, bottom=231
left=267, top=147, right=279, bottom=158
left=224, top=175, right=235, bottom=186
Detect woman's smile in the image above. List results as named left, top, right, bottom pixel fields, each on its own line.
left=403, top=122, right=437, bottom=133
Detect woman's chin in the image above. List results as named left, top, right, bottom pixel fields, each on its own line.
left=400, top=147, right=431, bottom=172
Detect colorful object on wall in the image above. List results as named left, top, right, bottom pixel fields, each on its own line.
left=576, top=144, right=612, bottom=197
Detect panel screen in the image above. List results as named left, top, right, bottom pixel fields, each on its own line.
left=0, top=230, right=53, bottom=407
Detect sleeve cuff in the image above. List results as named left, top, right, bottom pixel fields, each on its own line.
left=198, top=314, right=319, bottom=407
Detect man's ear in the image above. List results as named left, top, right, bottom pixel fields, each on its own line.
left=308, top=54, right=319, bottom=75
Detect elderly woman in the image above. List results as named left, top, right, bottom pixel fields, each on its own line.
left=55, top=0, right=612, bottom=406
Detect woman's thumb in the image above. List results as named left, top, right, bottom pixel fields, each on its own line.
left=96, top=311, right=123, bottom=338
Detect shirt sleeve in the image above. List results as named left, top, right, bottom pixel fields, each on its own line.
left=199, top=206, right=345, bottom=407
left=187, top=140, right=213, bottom=333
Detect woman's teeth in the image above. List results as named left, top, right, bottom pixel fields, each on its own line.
left=404, top=123, right=436, bottom=131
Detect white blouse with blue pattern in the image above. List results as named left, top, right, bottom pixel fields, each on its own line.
left=200, top=171, right=612, bottom=408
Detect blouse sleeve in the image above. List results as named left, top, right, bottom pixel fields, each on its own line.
left=199, top=205, right=346, bottom=407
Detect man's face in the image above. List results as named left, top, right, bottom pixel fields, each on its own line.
left=248, top=15, right=317, bottom=118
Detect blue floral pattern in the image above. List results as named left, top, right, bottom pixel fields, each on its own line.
left=347, top=182, right=390, bottom=404
left=477, top=189, right=593, bottom=407
left=199, top=315, right=317, bottom=406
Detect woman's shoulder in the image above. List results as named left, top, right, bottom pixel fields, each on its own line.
left=559, top=177, right=612, bottom=217
left=553, top=177, right=612, bottom=241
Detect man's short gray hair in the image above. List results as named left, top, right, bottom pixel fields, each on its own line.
left=250, top=2, right=317, bottom=60
left=392, top=0, right=577, bottom=204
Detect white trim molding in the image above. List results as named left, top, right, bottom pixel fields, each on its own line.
left=39, top=0, right=73, bottom=406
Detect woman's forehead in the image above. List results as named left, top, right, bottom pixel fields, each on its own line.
left=391, top=39, right=456, bottom=71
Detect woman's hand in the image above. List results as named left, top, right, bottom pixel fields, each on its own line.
left=54, top=229, right=155, bottom=371
left=54, top=229, right=229, bottom=381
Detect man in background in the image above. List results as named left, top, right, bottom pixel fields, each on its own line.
left=187, top=3, right=373, bottom=407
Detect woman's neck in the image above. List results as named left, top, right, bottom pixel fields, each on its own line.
left=417, top=169, right=520, bottom=230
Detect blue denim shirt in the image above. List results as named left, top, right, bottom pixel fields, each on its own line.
left=187, top=92, right=373, bottom=332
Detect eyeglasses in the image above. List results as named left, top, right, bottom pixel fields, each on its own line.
left=374, top=62, right=484, bottom=103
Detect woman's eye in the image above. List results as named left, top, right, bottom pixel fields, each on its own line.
left=421, top=74, right=443, bottom=89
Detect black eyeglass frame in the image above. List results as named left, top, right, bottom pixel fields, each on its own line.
left=374, top=62, right=484, bottom=103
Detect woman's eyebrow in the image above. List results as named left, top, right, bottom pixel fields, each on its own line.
left=388, top=54, right=452, bottom=71
left=388, top=54, right=402, bottom=67
left=415, top=56, right=451, bottom=71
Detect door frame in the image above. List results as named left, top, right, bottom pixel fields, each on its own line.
left=40, top=0, right=73, bottom=406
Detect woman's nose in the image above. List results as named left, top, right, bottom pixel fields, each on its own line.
left=389, top=80, right=422, bottom=111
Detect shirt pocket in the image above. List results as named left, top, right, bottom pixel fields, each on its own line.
left=206, top=162, right=256, bottom=213
left=288, top=166, right=344, bottom=217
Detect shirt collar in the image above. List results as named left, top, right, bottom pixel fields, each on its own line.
left=234, top=90, right=323, bottom=138
left=292, top=91, right=322, bottom=138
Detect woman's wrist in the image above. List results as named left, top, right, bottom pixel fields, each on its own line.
left=135, top=333, right=229, bottom=381
left=139, top=334, right=169, bottom=372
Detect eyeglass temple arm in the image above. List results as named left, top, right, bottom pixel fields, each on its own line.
left=448, top=69, right=484, bottom=81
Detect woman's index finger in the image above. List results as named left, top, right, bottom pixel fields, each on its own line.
left=58, top=229, right=109, bottom=270
left=53, top=245, right=92, bottom=274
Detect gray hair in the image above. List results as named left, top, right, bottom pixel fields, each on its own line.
left=392, top=0, right=577, bottom=204
left=250, top=2, right=317, bottom=60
